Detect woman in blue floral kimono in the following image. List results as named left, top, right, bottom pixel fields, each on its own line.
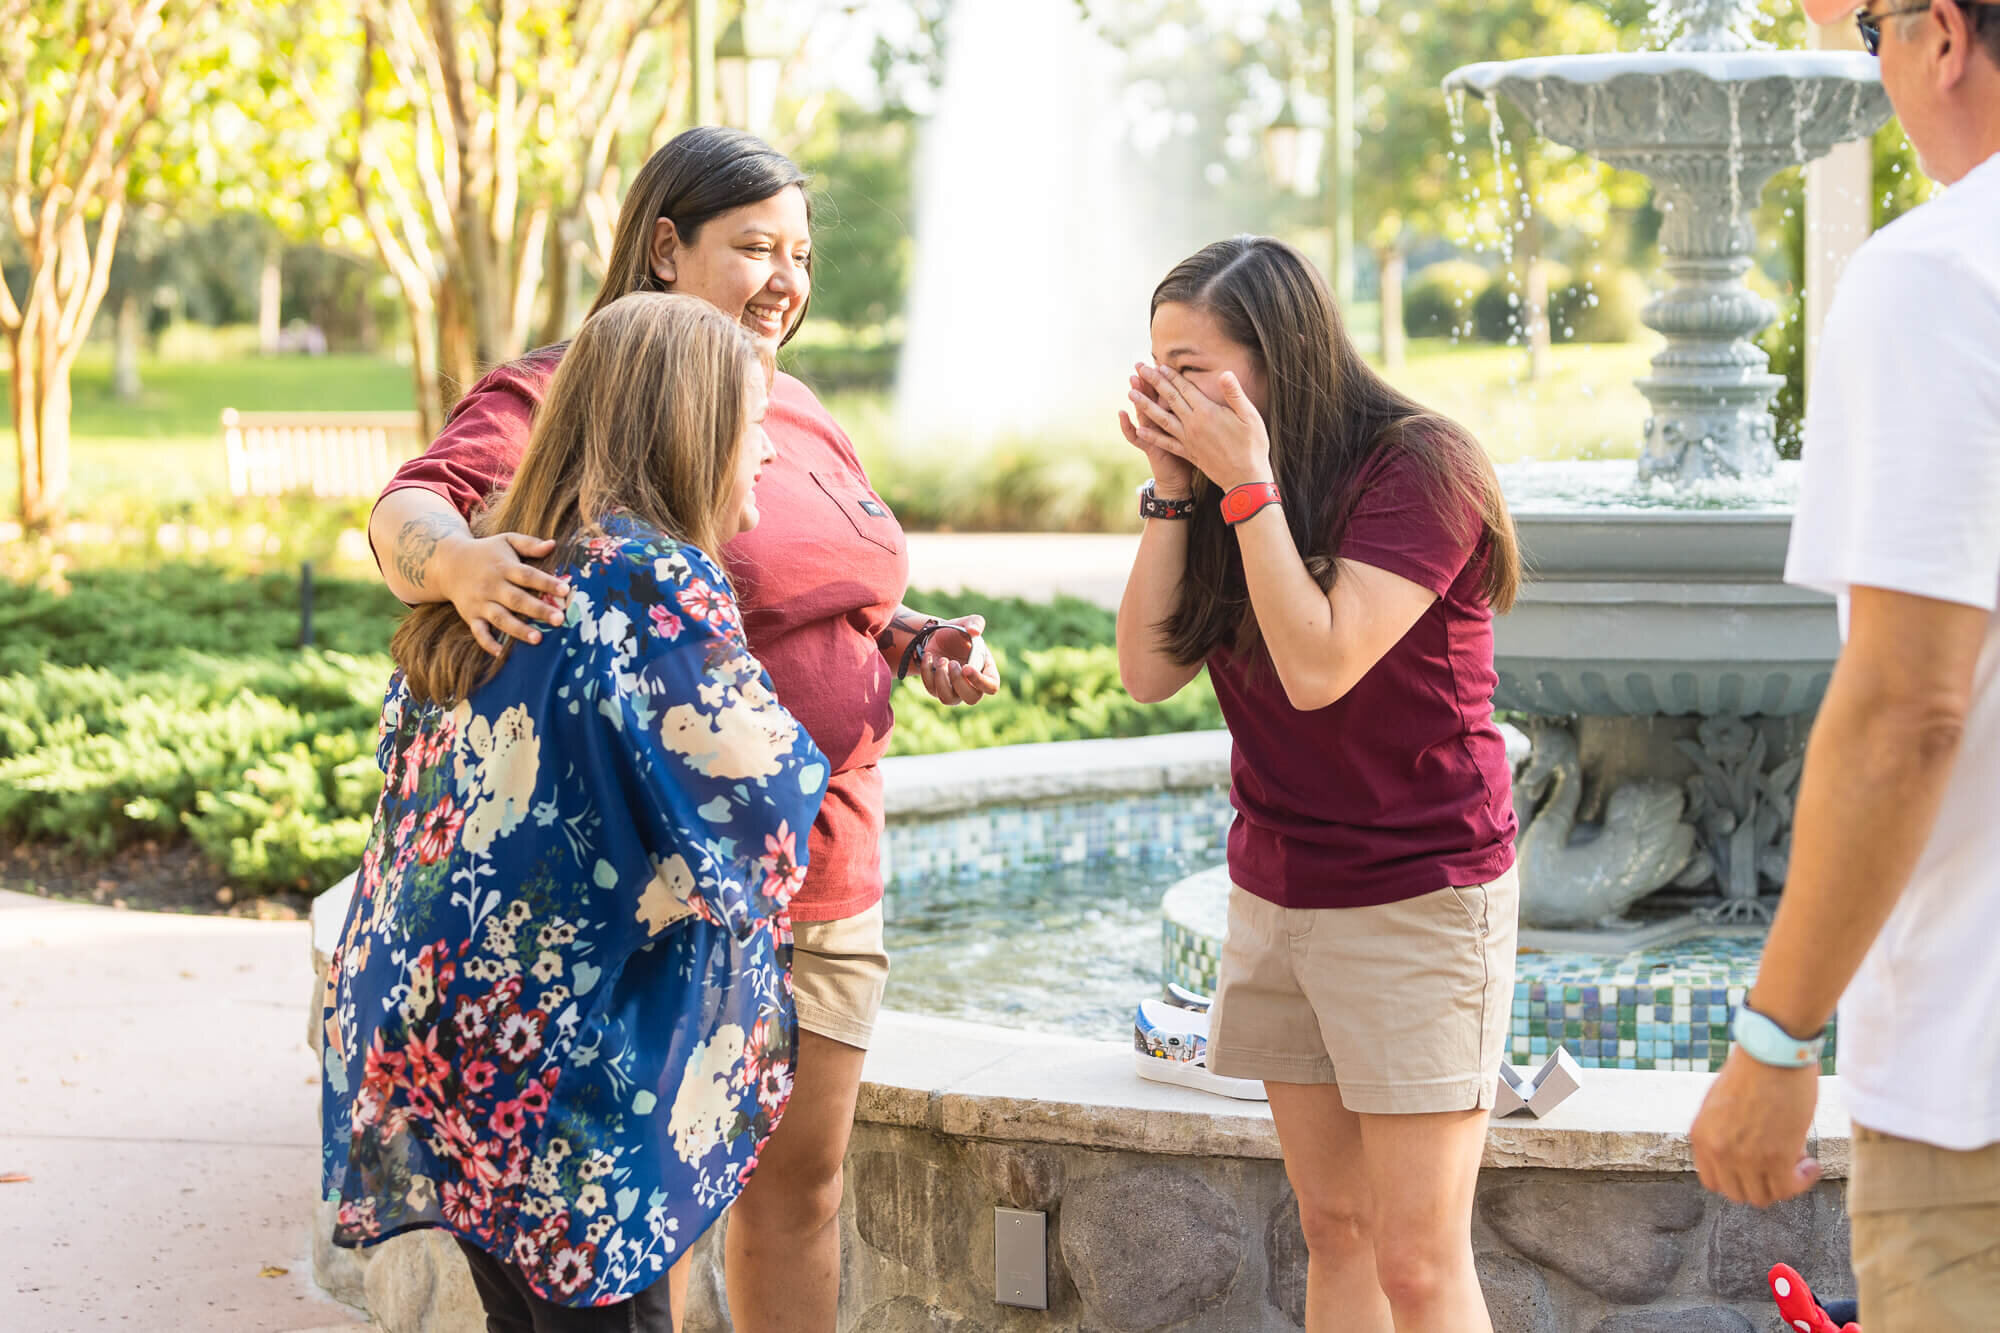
left=320, top=292, right=825, bottom=1331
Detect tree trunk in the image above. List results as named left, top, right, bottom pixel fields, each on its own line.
left=10, top=309, right=74, bottom=530
left=535, top=220, right=572, bottom=349
left=259, top=244, right=283, bottom=355
left=1378, top=246, right=1407, bottom=370
left=113, top=288, right=143, bottom=401
left=435, top=273, right=479, bottom=420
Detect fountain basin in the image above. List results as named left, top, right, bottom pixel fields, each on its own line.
left=1445, top=52, right=1886, bottom=158
left=1500, top=464, right=1839, bottom=716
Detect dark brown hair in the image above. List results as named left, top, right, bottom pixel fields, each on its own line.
left=394, top=294, right=760, bottom=703
left=589, top=126, right=813, bottom=344
left=1154, top=236, right=1520, bottom=666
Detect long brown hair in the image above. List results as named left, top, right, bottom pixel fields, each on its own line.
left=1155, top=236, right=1520, bottom=666
left=590, top=126, right=813, bottom=343
left=394, top=293, right=760, bottom=703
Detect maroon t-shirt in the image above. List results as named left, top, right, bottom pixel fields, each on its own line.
left=1208, top=449, right=1517, bottom=910
left=377, top=350, right=908, bottom=921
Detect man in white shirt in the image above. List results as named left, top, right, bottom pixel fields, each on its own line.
left=1690, top=0, right=2000, bottom=1326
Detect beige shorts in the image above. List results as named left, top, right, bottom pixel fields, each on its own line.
left=1206, top=868, right=1519, bottom=1114
left=1850, top=1123, right=2000, bottom=1331
left=790, top=902, right=890, bottom=1051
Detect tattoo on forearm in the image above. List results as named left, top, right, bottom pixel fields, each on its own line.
left=394, top=514, right=460, bottom=590
left=876, top=606, right=933, bottom=655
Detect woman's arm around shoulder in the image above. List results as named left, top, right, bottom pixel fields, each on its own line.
left=589, top=532, right=830, bottom=938
left=368, top=351, right=570, bottom=649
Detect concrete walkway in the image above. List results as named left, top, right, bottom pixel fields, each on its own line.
left=904, top=531, right=1137, bottom=609
left=0, top=891, right=367, bottom=1331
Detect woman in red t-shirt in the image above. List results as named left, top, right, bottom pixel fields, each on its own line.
left=367, top=127, right=1001, bottom=1331
left=1116, top=236, right=1522, bottom=1333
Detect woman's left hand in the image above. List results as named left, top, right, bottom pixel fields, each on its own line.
left=1129, top=362, right=1274, bottom=491
left=916, top=614, right=1002, bottom=706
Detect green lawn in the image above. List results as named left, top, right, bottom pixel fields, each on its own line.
left=0, top=347, right=413, bottom=510
left=2, top=333, right=1658, bottom=518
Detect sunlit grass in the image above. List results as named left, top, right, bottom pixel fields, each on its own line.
left=2, top=332, right=1661, bottom=522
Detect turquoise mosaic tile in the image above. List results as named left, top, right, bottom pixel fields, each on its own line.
left=1164, top=923, right=1836, bottom=1075
left=884, top=789, right=1234, bottom=887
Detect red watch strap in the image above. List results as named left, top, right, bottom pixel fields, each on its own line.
left=1220, top=481, right=1281, bottom=526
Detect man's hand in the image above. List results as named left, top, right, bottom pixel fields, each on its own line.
left=1691, top=1048, right=1823, bottom=1208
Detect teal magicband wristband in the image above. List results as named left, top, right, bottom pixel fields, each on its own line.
left=1730, top=999, right=1826, bottom=1069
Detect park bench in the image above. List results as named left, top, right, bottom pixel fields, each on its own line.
left=220, top=408, right=425, bottom=499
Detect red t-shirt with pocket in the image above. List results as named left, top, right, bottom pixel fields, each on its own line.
left=377, top=348, right=907, bottom=922
left=1206, top=447, right=1517, bottom=910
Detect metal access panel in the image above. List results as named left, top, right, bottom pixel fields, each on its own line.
left=994, top=1207, right=1048, bottom=1309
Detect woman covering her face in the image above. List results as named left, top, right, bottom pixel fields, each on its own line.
left=322, top=293, right=819, bottom=1331
left=1116, top=236, right=1523, bottom=1333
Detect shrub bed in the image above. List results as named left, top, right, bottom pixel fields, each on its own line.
left=0, top=566, right=1220, bottom=897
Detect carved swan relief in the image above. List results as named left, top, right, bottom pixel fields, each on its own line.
left=1511, top=723, right=1699, bottom=929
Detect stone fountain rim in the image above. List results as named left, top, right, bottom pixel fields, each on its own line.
left=1445, top=48, right=1882, bottom=97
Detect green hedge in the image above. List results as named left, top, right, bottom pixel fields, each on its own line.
left=0, top=565, right=1220, bottom=896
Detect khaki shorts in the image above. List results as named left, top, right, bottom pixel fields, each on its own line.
left=1850, top=1123, right=2000, bottom=1331
left=1206, top=869, right=1519, bottom=1114
left=790, top=902, right=890, bottom=1051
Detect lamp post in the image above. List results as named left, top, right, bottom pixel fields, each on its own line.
left=717, top=6, right=784, bottom=137
left=1261, top=89, right=1324, bottom=198
left=1260, top=0, right=1355, bottom=310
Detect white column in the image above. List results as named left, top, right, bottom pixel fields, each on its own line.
left=1804, top=21, right=1877, bottom=389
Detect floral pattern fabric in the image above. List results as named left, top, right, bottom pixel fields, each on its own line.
left=320, top=517, right=828, bottom=1307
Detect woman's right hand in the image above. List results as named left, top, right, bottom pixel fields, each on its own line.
left=437, top=531, right=570, bottom=654
left=1121, top=367, right=1197, bottom=499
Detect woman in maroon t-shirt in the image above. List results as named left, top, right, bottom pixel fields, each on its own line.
left=367, top=128, right=1001, bottom=1330
left=1116, top=236, right=1522, bottom=1333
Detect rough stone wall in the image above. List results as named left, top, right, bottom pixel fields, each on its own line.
left=683, top=1122, right=1855, bottom=1333
left=319, top=1123, right=1855, bottom=1332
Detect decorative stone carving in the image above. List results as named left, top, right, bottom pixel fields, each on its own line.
left=1475, top=1252, right=1559, bottom=1333
left=1059, top=1167, right=1244, bottom=1332
left=1481, top=1179, right=1706, bottom=1304
left=1674, top=714, right=1802, bottom=921
left=1513, top=722, right=1698, bottom=927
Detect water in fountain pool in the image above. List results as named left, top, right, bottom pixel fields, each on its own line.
left=881, top=853, right=1222, bottom=1040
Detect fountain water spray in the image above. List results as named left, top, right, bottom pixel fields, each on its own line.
left=1446, top=0, right=1890, bottom=485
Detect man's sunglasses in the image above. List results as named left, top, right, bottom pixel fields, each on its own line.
left=1856, top=0, right=1999, bottom=55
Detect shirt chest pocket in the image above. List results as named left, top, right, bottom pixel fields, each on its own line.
left=809, top=470, right=904, bottom=556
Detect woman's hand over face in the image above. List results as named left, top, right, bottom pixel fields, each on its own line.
left=1120, top=368, right=1198, bottom=499
left=1124, top=362, right=1273, bottom=493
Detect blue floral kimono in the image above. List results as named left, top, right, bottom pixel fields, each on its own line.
left=319, top=517, right=828, bottom=1306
